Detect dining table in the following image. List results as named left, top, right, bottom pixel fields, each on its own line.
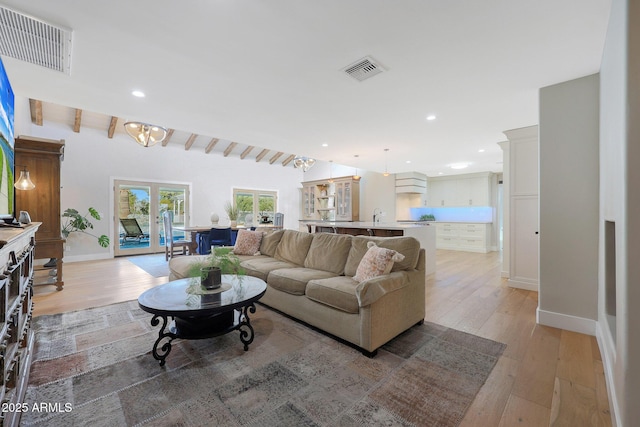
left=174, top=224, right=277, bottom=255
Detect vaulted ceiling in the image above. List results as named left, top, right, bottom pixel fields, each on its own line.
left=0, top=1, right=612, bottom=176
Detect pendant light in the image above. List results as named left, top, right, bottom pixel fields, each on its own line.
left=14, top=166, right=35, bottom=190
left=352, top=155, right=361, bottom=181
left=328, top=160, right=334, bottom=183
left=383, top=148, right=390, bottom=177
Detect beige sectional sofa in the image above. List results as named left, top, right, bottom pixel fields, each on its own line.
left=168, top=229, right=426, bottom=356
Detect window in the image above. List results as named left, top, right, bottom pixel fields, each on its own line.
left=233, top=189, right=277, bottom=227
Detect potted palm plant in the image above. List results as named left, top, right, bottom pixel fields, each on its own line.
left=224, top=201, right=239, bottom=227
left=186, top=247, right=245, bottom=291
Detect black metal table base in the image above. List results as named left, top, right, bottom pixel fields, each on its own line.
left=149, top=303, right=257, bottom=366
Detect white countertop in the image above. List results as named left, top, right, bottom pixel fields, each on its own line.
left=305, top=221, right=434, bottom=230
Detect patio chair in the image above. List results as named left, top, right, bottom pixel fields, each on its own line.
left=120, top=218, right=150, bottom=244
left=198, top=227, right=232, bottom=255
left=162, top=212, right=190, bottom=260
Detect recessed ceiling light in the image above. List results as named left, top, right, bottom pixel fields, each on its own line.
left=322, top=143, right=328, bottom=147
left=426, top=115, right=436, bottom=121
left=132, top=90, right=145, bottom=98
left=406, top=160, right=411, bottom=164
left=450, top=162, right=469, bottom=170
left=478, top=149, right=486, bottom=153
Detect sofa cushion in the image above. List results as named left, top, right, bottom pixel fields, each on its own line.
left=168, top=255, right=209, bottom=280
left=268, top=268, right=337, bottom=296
left=355, top=271, right=409, bottom=307
left=345, top=236, right=421, bottom=276
left=274, top=230, right=314, bottom=266
left=305, top=276, right=360, bottom=314
left=240, top=257, right=298, bottom=282
left=353, top=242, right=405, bottom=283
left=259, top=229, right=285, bottom=257
left=232, top=229, right=263, bottom=255
left=304, top=233, right=352, bottom=275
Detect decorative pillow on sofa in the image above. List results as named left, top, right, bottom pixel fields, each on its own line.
left=353, top=242, right=405, bottom=283
left=232, top=229, right=263, bottom=255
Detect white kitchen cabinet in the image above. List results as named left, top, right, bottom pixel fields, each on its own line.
left=301, top=183, right=316, bottom=218
left=435, top=222, right=492, bottom=253
left=427, top=172, right=493, bottom=207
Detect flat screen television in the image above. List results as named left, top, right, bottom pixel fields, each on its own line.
left=0, top=55, right=14, bottom=222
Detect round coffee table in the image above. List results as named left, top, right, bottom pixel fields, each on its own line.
left=138, top=274, right=267, bottom=366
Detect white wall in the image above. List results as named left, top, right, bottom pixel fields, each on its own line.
left=599, top=0, right=637, bottom=425
left=13, top=96, right=304, bottom=261
left=538, top=74, right=600, bottom=331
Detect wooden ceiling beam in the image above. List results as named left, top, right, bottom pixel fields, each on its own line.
left=269, top=152, right=283, bottom=164
left=255, top=149, right=269, bottom=162
left=240, top=146, right=254, bottom=159
left=224, top=142, right=238, bottom=157
left=107, top=116, right=118, bottom=138
left=29, top=99, right=43, bottom=126
left=161, top=129, right=174, bottom=146
left=185, top=133, right=198, bottom=150
left=205, top=138, right=219, bottom=153
left=73, top=109, right=82, bottom=133
left=282, top=154, right=295, bottom=166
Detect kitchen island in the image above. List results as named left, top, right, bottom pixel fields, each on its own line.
left=302, top=221, right=436, bottom=275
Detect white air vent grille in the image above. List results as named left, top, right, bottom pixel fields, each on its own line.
left=343, top=56, right=385, bottom=82
left=0, top=6, right=72, bottom=74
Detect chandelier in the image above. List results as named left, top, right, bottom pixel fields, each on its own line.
left=124, top=122, right=168, bottom=147
left=293, top=156, right=316, bottom=172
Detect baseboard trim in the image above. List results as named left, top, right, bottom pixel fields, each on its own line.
left=595, top=322, right=620, bottom=427
left=64, top=253, right=112, bottom=263
left=536, top=308, right=596, bottom=336
left=507, top=279, right=538, bottom=291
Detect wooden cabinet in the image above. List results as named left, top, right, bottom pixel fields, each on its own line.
left=334, top=178, right=359, bottom=221
left=427, top=172, right=493, bottom=207
left=301, top=176, right=360, bottom=222
left=435, top=222, right=492, bottom=253
left=15, top=137, right=65, bottom=290
left=0, top=224, right=39, bottom=427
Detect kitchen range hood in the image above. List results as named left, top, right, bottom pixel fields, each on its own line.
left=395, top=171, right=427, bottom=194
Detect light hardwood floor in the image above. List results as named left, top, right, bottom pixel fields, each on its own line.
left=32, top=250, right=612, bottom=426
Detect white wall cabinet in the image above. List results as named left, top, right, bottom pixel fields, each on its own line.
left=427, top=172, right=493, bottom=207
left=435, top=222, right=492, bottom=253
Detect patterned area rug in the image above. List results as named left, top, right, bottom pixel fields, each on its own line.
left=22, top=301, right=505, bottom=426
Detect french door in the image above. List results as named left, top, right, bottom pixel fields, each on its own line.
left=114, top=180, right=190, bottom=256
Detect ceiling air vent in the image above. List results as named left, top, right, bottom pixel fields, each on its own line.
left=342, top=56, right=385, bottom=82
left=0, top=6, right=72, bottom=74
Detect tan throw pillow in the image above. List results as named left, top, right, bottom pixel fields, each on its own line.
left=232, top=229, right=263, bottom=255
left=353, top=242, right=405, bottom=283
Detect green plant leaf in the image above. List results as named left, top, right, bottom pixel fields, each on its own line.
left=98, top=235, right=110, bottom=248
left=88, top=207, right=101, bottom=220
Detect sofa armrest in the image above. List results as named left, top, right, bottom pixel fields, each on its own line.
left=355, top=271, right=409, bottom=307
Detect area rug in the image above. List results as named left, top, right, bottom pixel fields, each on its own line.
left=126, top=254, right=170, bottom=278
left=22, top=301, right=505, bottom=426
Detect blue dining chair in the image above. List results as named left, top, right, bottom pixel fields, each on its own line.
left=198, top=227, right=232, bottom=254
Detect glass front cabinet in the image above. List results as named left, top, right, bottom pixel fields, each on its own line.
left=301, top=177, right=359, bottom=222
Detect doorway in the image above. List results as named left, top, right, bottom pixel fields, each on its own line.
left=114, top=180, right=190, bottom=256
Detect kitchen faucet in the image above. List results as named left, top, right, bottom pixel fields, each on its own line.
left=373, top=208, right=382, bottom=223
